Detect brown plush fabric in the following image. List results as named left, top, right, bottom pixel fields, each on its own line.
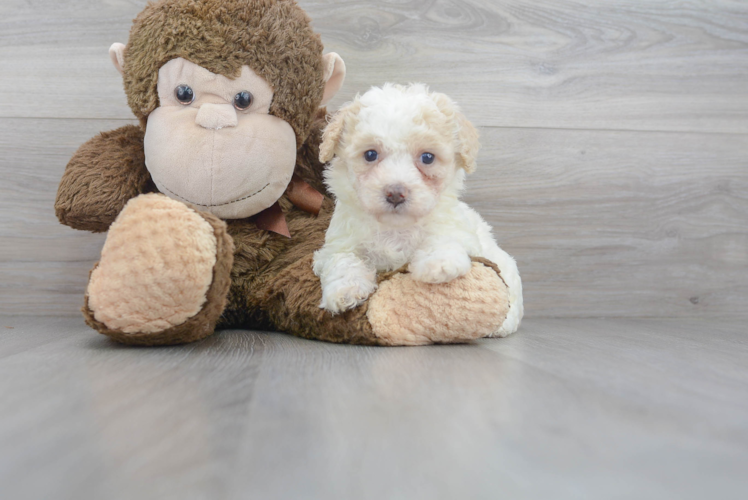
left=83, top=208, right=235, bottom=346
left=55, top=125, right=155, bottom=232
left=262, top=254, right=381, bottom=345
left=293, top=108, right=330, bottom=194
left=218, top=196, right=336, bottom=328
left=123, top=0, right=325, bottom=146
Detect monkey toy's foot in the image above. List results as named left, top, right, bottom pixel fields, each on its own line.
left=366, top=258, right=511, bottom=345
left=266, top=256, right=511, bottom=346
left=83, top=193, right=234, bottom=345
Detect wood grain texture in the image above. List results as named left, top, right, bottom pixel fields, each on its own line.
left=469, top=127, right=748, bottom=318
left=2, top=118, right=747, bottom=317
left=0, top=1, right=747, bottom=133
left=315, top=0, right=748, bottom=133
left=0, top=119, right=125, bottom=315
left=1, top=0, right=747, bottom=318
left=1, top=316, right=746, bottom=500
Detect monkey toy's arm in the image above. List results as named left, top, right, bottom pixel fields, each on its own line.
left=55, top=125, right=155, bottom=233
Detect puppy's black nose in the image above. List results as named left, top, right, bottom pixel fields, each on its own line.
left=385, top=185, right=408, bottom=207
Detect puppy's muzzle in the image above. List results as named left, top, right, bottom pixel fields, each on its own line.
left=384, top=185, right=408, bottom=207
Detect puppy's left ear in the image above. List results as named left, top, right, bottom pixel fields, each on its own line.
left=455, top=114, right=480, bottom=174
left=320, top=100, right=360, bottom=163
left=431, top=92, right=480, bottom=173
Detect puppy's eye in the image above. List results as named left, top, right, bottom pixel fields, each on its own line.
left=234, top=91, right=253, bottom=110
left=364, top=150, right=378, bottom=162
left=175, top=85, right=195, bottom=105
left=421, top=152, right=435, bottom=165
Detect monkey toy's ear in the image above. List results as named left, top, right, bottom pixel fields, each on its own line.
left=319, top=100, right=360, bottom=163
left=320, top=52, right=346, bottom=106
left=109, top=43, right=126, bottom=76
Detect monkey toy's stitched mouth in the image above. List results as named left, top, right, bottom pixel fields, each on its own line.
left=155, top=179, right=271, bottom=208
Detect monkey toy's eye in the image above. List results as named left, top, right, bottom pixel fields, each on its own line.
left=175, top=85, right=195, bottom=105
left=234, top=91, right=253, bottom=110
left=364, top=150, right=378, bottom=162
left=421, top=152, right=435, bottom=165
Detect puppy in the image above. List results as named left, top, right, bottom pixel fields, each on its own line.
left=313, top=83, right=523, bottom=337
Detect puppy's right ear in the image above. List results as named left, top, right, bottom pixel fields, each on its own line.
left=320, top=101, right=359, bottom=163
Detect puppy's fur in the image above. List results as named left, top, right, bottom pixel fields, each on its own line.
left=314, top=84, right=523, bottom=336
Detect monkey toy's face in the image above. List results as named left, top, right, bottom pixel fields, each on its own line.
left=141, top=58, right=297, bottom=219
left=106, top=0, right=347, bottom=221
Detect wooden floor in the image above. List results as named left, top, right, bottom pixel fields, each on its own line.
left=1, top=316, right=746, bottom=500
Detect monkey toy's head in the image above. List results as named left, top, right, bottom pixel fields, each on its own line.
left=109, top=0, right=345, bottom=219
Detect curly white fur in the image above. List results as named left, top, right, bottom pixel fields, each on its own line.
left=313, top=83, right=523, bottom=336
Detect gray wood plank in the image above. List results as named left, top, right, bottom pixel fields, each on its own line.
left=1, top=0, right=747, bottom=133
left=0, top=316, right=82, bottom=360
left=0, top=316, right=265, bottom=500
left=0, top=316, right=746, bottom=500
left=2, top=118, right=745, bottom=318
left=0, top=118, right=122, bottom=315
left=469, top=127, right=748, bottom=318
left=0, top=0, right=136, bottom=120
left=234, top=318, right=748, bottom=500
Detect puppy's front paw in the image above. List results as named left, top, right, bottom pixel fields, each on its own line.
left=409, top=250, right=472, bottom=284
left=320, top=277, right=377, bottom=314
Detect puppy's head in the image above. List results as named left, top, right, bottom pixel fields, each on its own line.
left=320, top=83, right=479, bottom=226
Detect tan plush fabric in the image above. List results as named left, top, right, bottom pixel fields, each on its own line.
left=367, top=260, right=510, bottom=346
left=194, top=103, right=238, bottom=129
left=83, top=203, right=235, bottom=346
left=144, top=58, right=298, bottom=219
left=87, top=194, right=218, bottom=333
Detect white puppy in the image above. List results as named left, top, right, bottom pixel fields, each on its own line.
left=313, top=83, right=523, bottom=337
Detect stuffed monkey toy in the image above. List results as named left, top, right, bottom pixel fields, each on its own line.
left=55, top=0, right=514, bottom=346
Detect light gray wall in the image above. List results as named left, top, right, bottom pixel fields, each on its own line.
left=1, top=0, right=746, bottom=318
